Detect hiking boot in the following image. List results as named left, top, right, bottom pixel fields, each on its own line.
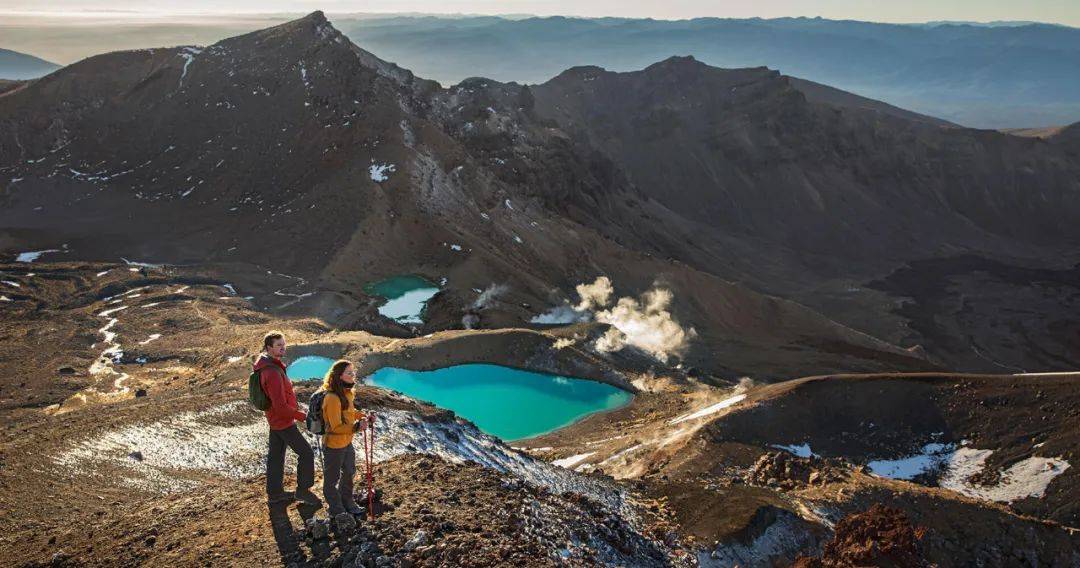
left=294, top=488, right=323, bottom=508
left=334, top=512, right=357, bottom=532
left=343, top=501, right=364, bottom=516
left=267, top=491, right=295, bottom=505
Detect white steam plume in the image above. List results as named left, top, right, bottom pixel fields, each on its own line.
left=592, top=286, right=696, bottom=363
left=471, top=283, right=509, bottom=310
left=574, top=276, right=614, bottom=311
left=530, top=305, right=588, bottom=324
left=532, top=276, right=696, bottom=363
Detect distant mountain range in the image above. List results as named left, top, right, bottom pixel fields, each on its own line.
left=0, top=48, right=59, bottom=80
left=3, top=14, right=1077, bottom=127
left=336, top=15, right=1080, bottom=128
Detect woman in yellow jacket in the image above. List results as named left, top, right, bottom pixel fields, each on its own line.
left=320, top=360, right=369, bottom=519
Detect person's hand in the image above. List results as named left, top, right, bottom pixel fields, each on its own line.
left=367, top=413, right=376, bottom=425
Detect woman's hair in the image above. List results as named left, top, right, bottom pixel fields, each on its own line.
left=261, top=331, right=284, bottom=352
left=322, top=359, right=355, bottom=402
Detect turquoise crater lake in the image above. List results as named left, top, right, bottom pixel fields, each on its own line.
left=287, top=355, right=338, bottom=381
left=285, top=357, right=632, bottom=441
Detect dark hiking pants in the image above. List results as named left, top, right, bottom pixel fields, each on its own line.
left=266, top=424, right=315, bottom=498
left=322, top=443, right=357, bottom=515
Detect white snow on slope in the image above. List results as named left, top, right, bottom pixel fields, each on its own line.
left=87, top=315, right=130, bottom=394
left=669, top=394, right=747, bottom=424
left=120, top=258, right=162, bottom=268
left=53, top=403, right=625, bottom=509
left=772, top=443, right=815, bottom=458
left=16, top=249, right=59, bottom=262
left=552, top=452, right=596, bottom=469
left=177, top=47, right=203, bottom=87
left=378, top=286, right=439, bottom=324
left=868, top=444, right=1071, bottom=503
left=98, top=305, right=129, bottom=317
left=369, top=163, right=396, bottom=182
left=54, top=406, right=630, bottom=516
left=867, top=443, right=951, bottom=480
left=299, top=62, right=309, bottom=86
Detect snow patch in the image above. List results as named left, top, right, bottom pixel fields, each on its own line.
left=378, top=287, right=439, bottom=324
left=16, top=249, right=60, bottom=262
left=177, top=46, right=203, bottom=87
left=369, top=163, right=396, bottom=182
left=98, top=306, right=129, bottom=317
left=55, top=403, right=625, bottom=508
left=869, top=444, right=1070, bottom=503
left=552, top=452, right=596, bottom=469
left=298, top=62, right=310, bottom=86
left=772, top=443, right=815, bottom=458
left=867, top=443, right=953, bottom=480
left=942, top=451, right=1070, bottom=502
left=670, top=394, right=747, bottom=425
left=139, top=334, right=162, bottom=345
left=120, top=258, right=161, bottom=269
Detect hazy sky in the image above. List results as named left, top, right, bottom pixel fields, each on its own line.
left=2, top=0, right=1077, bottom=26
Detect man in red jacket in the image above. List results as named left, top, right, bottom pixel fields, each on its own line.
left=256, top=331, right=321, bottom=507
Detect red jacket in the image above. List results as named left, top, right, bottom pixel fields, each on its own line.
left=255, top=355, right=306, bottom=430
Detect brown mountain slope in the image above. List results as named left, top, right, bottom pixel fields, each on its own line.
left=1, top=13, right=1077, bottom=376
left=788, top=75, right=955, bottom=128
left=531, top=56, right=1080, bottom=260
left=529, top=56, right=1080, bottom=372
left=0, top=13, right=926, bottom=380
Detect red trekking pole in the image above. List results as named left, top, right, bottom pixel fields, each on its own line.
left=363, top=414, right=376, bottom=521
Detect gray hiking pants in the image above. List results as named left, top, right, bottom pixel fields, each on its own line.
left=322, top=443, right=357, bottom=515
left=266, top=424, right=315, bottom=498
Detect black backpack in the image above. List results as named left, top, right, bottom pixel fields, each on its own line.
left=306, top=391, right=330, bottom=434
left=306, top=390, right=348, bottom=434
left=248, top=370, right=271, bottom=411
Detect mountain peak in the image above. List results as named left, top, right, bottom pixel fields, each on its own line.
left=224, top=10, right=341, bottom=48
left=644, top=55, right=705, bottom=72
left=279, top=10, right=330, bottom=30
left=301, top=10, right=327, bottom=23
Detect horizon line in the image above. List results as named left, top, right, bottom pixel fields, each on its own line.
left=0, top=10, right=1074, bottom=29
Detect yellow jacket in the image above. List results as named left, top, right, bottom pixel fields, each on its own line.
left=321, top=389, right=363, bottom=449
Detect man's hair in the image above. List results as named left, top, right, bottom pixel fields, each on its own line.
left=262, top=331, right=285, bottom=352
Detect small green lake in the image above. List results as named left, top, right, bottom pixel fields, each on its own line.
left=364, top=275, right=440, bottom=324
